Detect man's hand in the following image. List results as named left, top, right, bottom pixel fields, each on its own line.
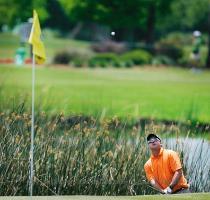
left=163, top=186, right=173, bottom=194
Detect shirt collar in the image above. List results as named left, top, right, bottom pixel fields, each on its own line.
left=151, top=147, right=163, bottom=159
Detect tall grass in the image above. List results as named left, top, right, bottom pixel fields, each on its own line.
left=165, top=137, right=210, bottom=192
left=0, top=111, right=209, bottom=195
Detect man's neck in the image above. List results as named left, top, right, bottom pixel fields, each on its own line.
left=151, top=148, right=161, bottom=157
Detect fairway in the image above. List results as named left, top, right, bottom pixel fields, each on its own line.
left=0, top=65, right=210, bottom=122
left=0, top=193, right=210, bottom=200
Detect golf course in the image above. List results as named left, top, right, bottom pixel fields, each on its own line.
left=1, top=65, right=210, bottom=123
left=1, top=1, right=210, bottom=198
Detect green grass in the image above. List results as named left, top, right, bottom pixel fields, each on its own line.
left=0, top=66, right=210, bottom=123
left=0, top=32, right=91, bottom=59
left=0, top=33, right=21, bottom=58
left=0, top=193, right=209, bottom=200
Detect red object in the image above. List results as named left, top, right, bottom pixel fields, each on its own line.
left=25, top=58, right=32, bottom=64
left=0, top=58, right=14, bottom=64
left=0, top=58, right=33, bottom=64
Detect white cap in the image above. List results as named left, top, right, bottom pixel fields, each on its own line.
left=193, top=30, right=201, bottom=37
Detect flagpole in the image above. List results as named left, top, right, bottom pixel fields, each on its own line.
left=28, top=10, right=46, bottom=195
left=30, top=53, right=35, bottom=196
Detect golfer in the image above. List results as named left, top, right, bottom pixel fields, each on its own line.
left=144, top=133, right=190, bottom=194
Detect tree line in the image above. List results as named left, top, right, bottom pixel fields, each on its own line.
left=1, top=0, right=210, bottom=67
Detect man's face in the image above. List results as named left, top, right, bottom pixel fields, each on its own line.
left=147, top=137, right=161, bottom=150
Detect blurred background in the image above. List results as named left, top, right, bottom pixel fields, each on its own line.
left=0, top=0, right=210, bottom=68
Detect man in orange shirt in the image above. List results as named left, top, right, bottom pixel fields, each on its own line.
left=144, top=133, right=190, bottom=194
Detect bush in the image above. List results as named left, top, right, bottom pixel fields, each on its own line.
left=161, top=32, right=193, bottom=46
left=88, top=58, right=97, bottom=68
left=53, top=49, right=93, bottom=66
left=72, top=59, right=84, bottom=68
left=88, top=53, right=121, bottom=68
left=53, top=50, right=73, bottom=64
left=112, top=59, right=123, bottom=68
left=152, top=55, right=175, bottom=66
left=121, top=50, right=152, bottom=65
left=123, top=60, right=134, bottom=68
left=88, top=57, right=108, bottom=68
left=155, top=35, right=183, bottom=62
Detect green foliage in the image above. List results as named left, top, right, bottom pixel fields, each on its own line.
left=121, top=50, right=152, bottom=65
left=122, top=59, right=134, bottom=68
left=155, top=36, right=183, bottom=62
left=45, top=0, right=72, bottom=32
left=53, top=50, right=72, bottom=64
left=0, top=0, right=210, bottom=45
left=0, top=0, right=48, bottom=28
left=88, top=53, right=120, bottom=68
left=72, top=58, right=84, bottom=68
left=53, top=49, right=92, bottom=65
left=152, top=55, right=175, bottom=66
left=33, top=0, right=49, bottom=22
left=161, top=32, right=193, bottom=46
left=65, top=0, right=144, bottom=28
left=159, top=0, right=209, bottom=32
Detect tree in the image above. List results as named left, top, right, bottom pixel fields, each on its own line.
left=44, top=0, right=72, bottom=32
left=0, top=0, right=48, bottom=30
left=59, top=0, right=174, bottom=42
left=60, top=0, right=148, bottom=41
left=158, top=0, right=209, bottom=32
left=206, top=3, right=210, bottom=69
left=144, top=0, right=174, bottom=44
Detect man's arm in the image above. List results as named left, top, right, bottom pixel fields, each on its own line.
left=164, top=169, right=182, bottom=194
left=169, top=169, right=182, bottom=189
left=150, top=179, right=165, bottom=194
left=165, top=150, right=184, bottom=194
left=144, top=161, right=165, bottom=194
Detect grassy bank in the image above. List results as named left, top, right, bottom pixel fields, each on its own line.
left=0, top=193, right=210, bottom=200
left=0, top=66, right=210, bottom=123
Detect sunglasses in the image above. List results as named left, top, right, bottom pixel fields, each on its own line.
left=147, top=138, right=160, bottom=144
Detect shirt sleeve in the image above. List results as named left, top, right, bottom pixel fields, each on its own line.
left=144, top=161, right=154, bottom=182
left=169, top=150, right=182, bottom=172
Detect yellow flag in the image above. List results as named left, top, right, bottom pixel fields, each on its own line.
left=28, top=10, right=46, bottom=64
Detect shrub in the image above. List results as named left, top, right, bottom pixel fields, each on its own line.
left=121, top=50, right=152, bottom=65
left=88, top=53, right=120, bottom=68
left=72, top=59, right=84, bottom=68
left=123, top=60, right=134, bottom=68
left=88, top=57, right=108, bottom=68
left=88, top=58, right=97, bottom=68
left=53, top=49, right=93, bottom=66
left=161, top=32, right=193, bottom=46
left=155, top=35, right=183, bottom=62
left=53, top=50, right=73, bottom=64
left=152, top=55, right=175, bottom=66
left=112, top=59, right=123, bottom=68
